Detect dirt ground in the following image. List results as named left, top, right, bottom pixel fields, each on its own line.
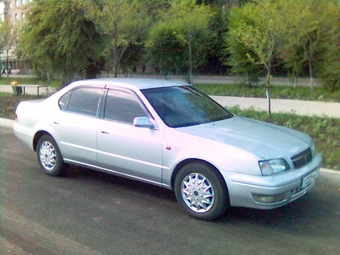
left=0, top=94, right=42, bottom=120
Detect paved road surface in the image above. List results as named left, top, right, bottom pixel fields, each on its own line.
left=1, top=126, right=340, bottom=255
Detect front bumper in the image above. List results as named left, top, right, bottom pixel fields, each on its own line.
left=223, top=154, right=322, bottom=209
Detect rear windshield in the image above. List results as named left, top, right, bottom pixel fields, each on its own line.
left=142, top=86, right=233, bottom=128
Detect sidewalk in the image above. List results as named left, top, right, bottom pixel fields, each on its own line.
left=211, top=96, right=340, bottom=119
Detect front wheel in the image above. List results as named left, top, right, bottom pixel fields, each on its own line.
left=36, top=135, right=66, bottom=176
left=174, top=162, right=229, bottom=221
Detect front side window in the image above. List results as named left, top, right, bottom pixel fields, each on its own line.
left=59, top=88, right=103, bottom=117
left=142, top=86, right=233, bottom=128
left=104, top=89, right=148, bottom=124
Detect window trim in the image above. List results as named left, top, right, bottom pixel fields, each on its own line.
left=101, top=87, right=152, bottom=125
left=58, top=86, right=105, bottom=118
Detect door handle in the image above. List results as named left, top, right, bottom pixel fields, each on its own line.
left=101, top=131, right=109, bottom=134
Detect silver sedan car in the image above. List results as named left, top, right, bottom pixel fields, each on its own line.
left=13, top=78, right=322, bottom=220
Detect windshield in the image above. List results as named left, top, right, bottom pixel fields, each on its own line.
left=142, top=86, right=233, bottom=128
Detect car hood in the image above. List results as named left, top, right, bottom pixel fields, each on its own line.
left=177, top=116, right=311, bottom=159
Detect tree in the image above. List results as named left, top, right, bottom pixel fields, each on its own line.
left=17, top=0, right=105, bottom=86
left=173, top=0, right=214, bottom=83
left=294, top=1, right=330, bottom=91
left=199, top=4, right=229, bottom=75
left=226, top=0, right=283, bottom=114
left=315, top=1, right=340, bottom=90
left=275, top=1, right=309, bottom=88
left=147, top=22, right=187, bottom=76
left=152, top=0, right=214, bottom=83
left=198, top=0, right=250, bottom=8
left=0, top=17, right=17, bottom=79
left=84, top=0, right=158, bottom=77
left=279, top=0, right=337, bottom=91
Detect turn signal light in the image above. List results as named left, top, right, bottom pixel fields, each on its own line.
left=253, top=193, right=285, bottom=204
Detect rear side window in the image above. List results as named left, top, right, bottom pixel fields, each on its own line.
left=104, top=89, right=147, bottom=124
left=59, top=88, right=103, bottom=117
left=58, top=92, right=70, bottom=111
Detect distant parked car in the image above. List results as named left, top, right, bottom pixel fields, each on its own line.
left=13, top=78, right=322, bottom=220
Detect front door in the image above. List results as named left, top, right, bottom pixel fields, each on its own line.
left=97, top=89, right=163, bottom=184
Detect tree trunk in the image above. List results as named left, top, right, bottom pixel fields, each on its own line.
left=188, top=42, right=193, bottom=84
left=308, top=58, right=314, bottom=92
left=113, top=23, right=118, bottom=78
left=266, top=87, right=271, bottom=115
left=266, top=69, right=271, bottom=115
left=114, top=59, right=119, bottom=78
left=106, top=50, right=110, bottom=78
left=6, top=49, right=9, bottom=81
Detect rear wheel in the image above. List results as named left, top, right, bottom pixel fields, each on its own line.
left=36, top=135, right=66, bottom=176
left=174, top=162, right=229, bottom=221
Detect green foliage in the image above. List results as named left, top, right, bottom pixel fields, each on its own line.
left=147, top=23, right=186, bottom=75
left=0, top=18, right=15, bottom=50
left=148, top=0, right=215, bottom=82
left=226, top=0, right=285, bottom=86
left=198, top=4, right=229, bottom=74
left=8, top=0, right=340, bottom=91
left=0, top=16, right=17, bottom=78
left=282, top=0, right=339, bottom=90
left=315, top=2, right=340, bottom=90
left=225, top=0, right=340, bottom=90
left=84, top=0, right=157, bottom=77
left=17, top=0, right=105, bottom=86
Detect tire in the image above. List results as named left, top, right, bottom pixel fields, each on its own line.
left=174, top=162, right=229, bottom=221
left=36, top=135, right=66, bottom=176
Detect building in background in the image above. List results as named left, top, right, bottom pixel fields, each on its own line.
left=0, top=0, right=32, bottom=73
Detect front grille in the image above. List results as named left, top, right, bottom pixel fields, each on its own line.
left=291, top=148, right=313, bottom=169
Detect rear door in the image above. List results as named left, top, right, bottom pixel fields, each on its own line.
left=97, top=88, right=163, bottom=184
left=55, top=87, right=104, bottom=165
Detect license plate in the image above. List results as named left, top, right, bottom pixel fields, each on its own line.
left=301, top=170, right=318, bottom=189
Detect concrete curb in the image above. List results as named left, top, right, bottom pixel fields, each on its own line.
left=0, top=118, right=15, bottom=128
left=320, top=168, right=340, bottom=174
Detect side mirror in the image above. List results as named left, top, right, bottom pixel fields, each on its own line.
left=133, top=117, right=157, bottom=129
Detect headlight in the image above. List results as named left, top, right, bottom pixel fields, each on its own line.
left=259, top=159, right=290, bottom=176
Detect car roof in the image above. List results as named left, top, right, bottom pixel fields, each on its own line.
left=70, top=78, right=189, bottom=90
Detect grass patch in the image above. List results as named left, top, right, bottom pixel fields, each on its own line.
left=0, top=77, right=60, bottom=87
left=228, top=106, right=340, bottom=170
left=194, top=84, right=340, bottom=102
left=0, top=92, right=42, bottom=119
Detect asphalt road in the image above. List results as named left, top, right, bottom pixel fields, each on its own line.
left=1, top=127, right=339, bottom=255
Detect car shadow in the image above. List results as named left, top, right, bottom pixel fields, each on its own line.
left=215, top=187, right=337, bottom=239
left=63, top=165, right=336, bottom=238
left=64, top=165, right=176, bottom=202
